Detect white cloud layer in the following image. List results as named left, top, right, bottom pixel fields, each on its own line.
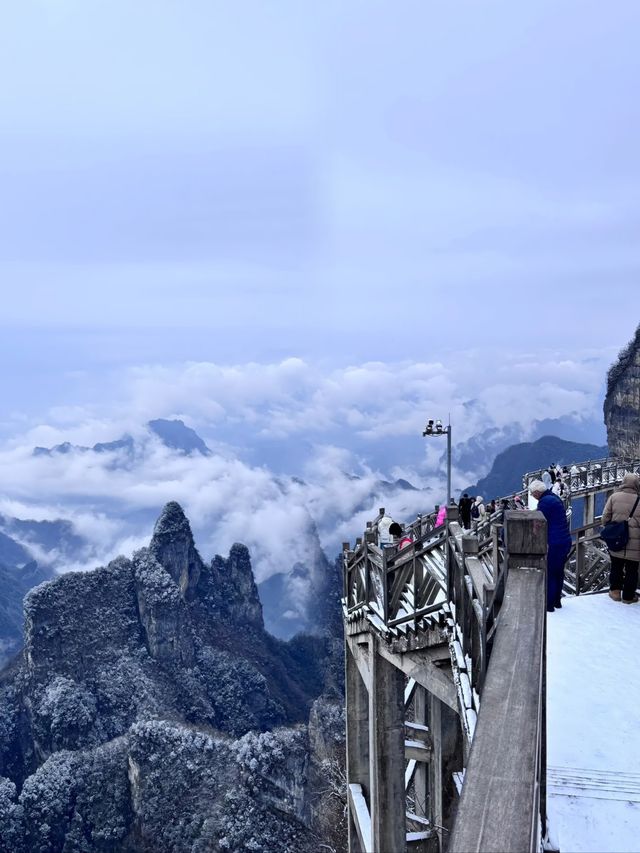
left=0, top=349, right=612, bottom=580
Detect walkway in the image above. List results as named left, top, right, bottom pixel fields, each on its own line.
left=547, top=592, right=640, bottom=853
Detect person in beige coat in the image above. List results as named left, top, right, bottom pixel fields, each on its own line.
left=601, top=472, right=640, bottom=603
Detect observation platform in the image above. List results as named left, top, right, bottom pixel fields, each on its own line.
left=547, top=592, right=640, bottom=853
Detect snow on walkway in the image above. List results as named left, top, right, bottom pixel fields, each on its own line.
left=547, top=592, right=640, bottom=853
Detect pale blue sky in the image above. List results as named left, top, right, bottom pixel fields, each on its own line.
left=1, top=0, right=640, bottom=416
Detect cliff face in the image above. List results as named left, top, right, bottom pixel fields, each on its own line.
left=604, top=323, right=640, bottom=458
left=0, top=502, right=343, bottom=853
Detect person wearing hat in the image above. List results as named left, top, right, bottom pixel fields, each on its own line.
left=529, top=479, right=572, bottom=612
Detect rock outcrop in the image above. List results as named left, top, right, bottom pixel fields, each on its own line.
left=604, top=322, right=640, bottom=459
left=0, top=502, right=343, bottom=853
left=149, top=501, right=202, bottom=600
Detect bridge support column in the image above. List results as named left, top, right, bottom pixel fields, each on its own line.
left=370, top=639, right=406, bottom=853
left=429, top=694, right=464, bottom=852
left=414, top=686, right=429, bottom=823
left=346, top=640, right=371, bottom=852
left=583, top=493, right=596, bottom=527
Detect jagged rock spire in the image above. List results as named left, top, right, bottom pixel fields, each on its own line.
left=210, top=543, right=264, bottom=630
left=150, top=502, right=203, bottom=601
left=604, top=323, right=640, bottom=459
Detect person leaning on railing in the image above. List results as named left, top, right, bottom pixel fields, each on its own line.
left=602, top=473, right=640, bottom=604
left=529, top=479, right=572, bottom=613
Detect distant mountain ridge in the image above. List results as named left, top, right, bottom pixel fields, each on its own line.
left=464, top=435, right=609, bottom=499
left=33, top=418, right=211, bottom=458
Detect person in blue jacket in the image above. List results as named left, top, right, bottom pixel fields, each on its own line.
left=529, top=479, right=572, bottom=612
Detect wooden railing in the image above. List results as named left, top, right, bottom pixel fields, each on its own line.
left=344, top=454, right=640, bottom=628
left=343, top=507, right=448, bottom=631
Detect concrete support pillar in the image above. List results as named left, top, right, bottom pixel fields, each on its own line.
left=346, top=643, right=370, bottom=852
left=583, top=493, right=596, bottom=527
left=429, top=693, right=443, bottom=851
left=369, top=640, right=405, bottom=853
left=414, top=685, right=428, bottom=820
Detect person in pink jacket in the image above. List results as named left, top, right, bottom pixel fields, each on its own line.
left=435, top=504, right=447, bottom=527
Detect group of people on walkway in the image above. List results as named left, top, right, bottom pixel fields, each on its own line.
left=457, top=492, right=526, bottom=530
left=457, top=494, right=487, bottom=530
left=529, top=470, right=640, bottom=611
left=376, top=468, right=640, bottom=612
left=542, top=463, right=572, bottom=499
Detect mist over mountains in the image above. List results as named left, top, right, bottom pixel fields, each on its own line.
left=0, top=349, right=613, bottom=661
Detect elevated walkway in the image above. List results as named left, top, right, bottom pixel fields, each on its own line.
left=343, top=455, right=640, bottom=852
left=547, top=592, right=640, bottom=853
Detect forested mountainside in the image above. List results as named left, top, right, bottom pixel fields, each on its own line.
left=0, top=503, right=345, bottom=853
left=0, top=561, right=53, bottom=666
left=605, top=322, right=640, bottom=459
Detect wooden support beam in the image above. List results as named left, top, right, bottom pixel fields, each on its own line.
left=376, top=641, right=458, bottom=712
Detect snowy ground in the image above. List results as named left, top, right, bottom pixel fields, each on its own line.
left=547, top=592, right=640, bottom=853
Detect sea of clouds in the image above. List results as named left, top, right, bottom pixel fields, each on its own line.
left=0, top=349, right=613, bottom=581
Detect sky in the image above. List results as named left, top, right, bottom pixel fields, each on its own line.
left=0, top=1, right=639, bottom=580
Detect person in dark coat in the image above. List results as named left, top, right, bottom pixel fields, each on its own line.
left=529, top=479, right=572, bottom=612
left=601, top=473, right=640, bottom=603
left=458, top=493, right=472, bottom=530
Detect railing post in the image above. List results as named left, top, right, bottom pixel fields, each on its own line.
left=382, top=545, right=389, bottom=626
left=461, top=535, right=479, bottom=660
left=365, top=525, right=374, bottom=606
left=342, top=542, right=350, bottom=602
left=446, top=503, right=459, bottom=604
left=576, top=531, right=584, bottom=595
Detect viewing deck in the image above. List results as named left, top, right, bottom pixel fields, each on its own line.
left=342, top=455, right=640, bottom=853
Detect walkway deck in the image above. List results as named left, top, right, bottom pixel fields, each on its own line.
left=547, top=592, right=640, bottom=853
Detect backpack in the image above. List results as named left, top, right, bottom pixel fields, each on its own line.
left=471, top=503, right=480, bottom=520
left=600, top=496, right=640, bottom=552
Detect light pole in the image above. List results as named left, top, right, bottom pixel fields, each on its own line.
left=422, top=418, right=452, bottom=506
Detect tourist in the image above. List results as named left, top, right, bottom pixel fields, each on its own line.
left=513, top=493, right=526, bottom=510
left=458, top=493, right=473, bottom=530
left=435, top=503, right=447, bottom=528
left=377, top=514, right=394, bottom=547
left=601, top=473, right=640, bottom=604
left=529, top=479, right=572, bottom=612
left=471, top=496, right=485, bottom=530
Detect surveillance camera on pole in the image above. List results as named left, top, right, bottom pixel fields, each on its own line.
left=422, top=417, right=452, bottom=505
